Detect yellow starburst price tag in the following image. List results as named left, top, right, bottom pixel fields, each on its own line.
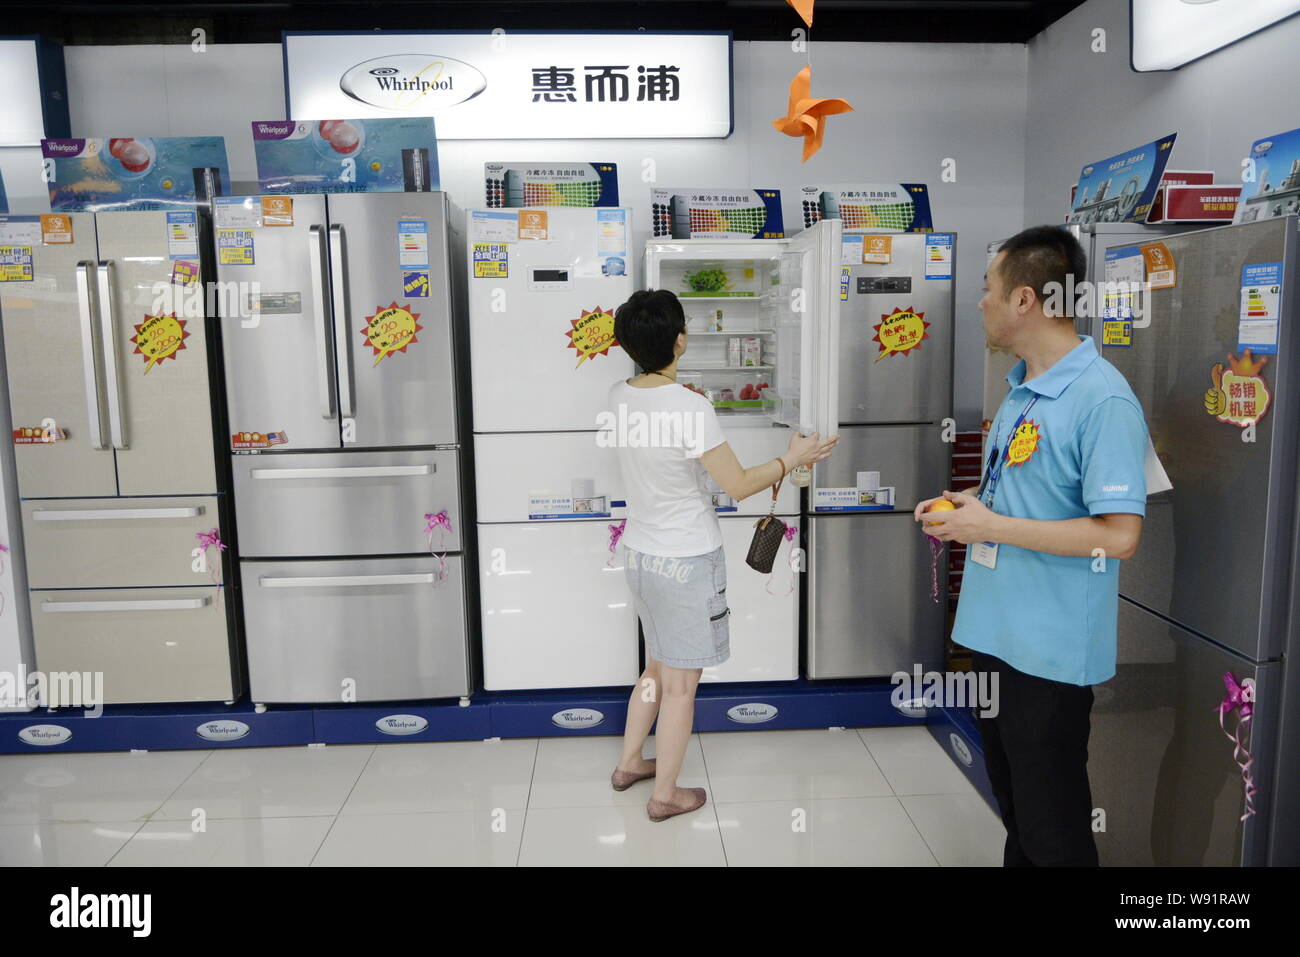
left=566, top=307, right=618, bottom=368
left=361, top=302, right=423, bottom=366
left=872, top=306, right=930, bottom=362
left=130, top=313, right=189, bottom=373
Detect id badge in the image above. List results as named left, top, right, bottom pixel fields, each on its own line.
left=970, top=541, right=999, bottom=569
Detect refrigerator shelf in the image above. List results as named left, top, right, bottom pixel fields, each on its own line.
left=685, top=330, right=776, bottom=337
left=679, top=363, right=774, bottom=371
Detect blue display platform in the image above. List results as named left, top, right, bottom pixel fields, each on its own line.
left=0, top=679, right=932, bottom=753
left=926, top=704, right=996, bottom=811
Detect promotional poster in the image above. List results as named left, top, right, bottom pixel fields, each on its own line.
left=1067, top=133, right=1178, bottom=225
left=252, top=118, right=439, bottom=193
left=483, top=162, right=619, bottom=208
left=41, top=136, right=230, bottom=212
left=1237, top=127, right=1300, bottom=224
left=799, top=183, right=934, bottom=233
left=649, top=187, right=784, bottom=239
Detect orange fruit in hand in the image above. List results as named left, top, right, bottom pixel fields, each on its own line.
left=923, top=499, right=957, bottom=523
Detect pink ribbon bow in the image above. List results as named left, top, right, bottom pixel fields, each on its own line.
left=195, top=529, right=225, bottom=586
left=606, top=520, right=626, bottom=568
left=1216, top=672, right=1257, bottom=821
left=424, top=511, right=452, bottom=585
left=765, top=524, right=799, bottom=597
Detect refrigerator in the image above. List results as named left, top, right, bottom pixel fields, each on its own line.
left=1088, top=216, right=1299, bottom=866
left=0, top=209, right=239, bottom=705
left=981, top=224, right=1184, bottom=427
left=0, top=316, right=34, bottom=711
left=216, top=192, right=471, bottom=705
left=470, top=207, right=637, bottom=691
left=644, top=226, right=843, bottom=682
left=807, top=232, right=955, bottom=679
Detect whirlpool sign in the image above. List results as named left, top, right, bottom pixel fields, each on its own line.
left=285, top=32, right=733, bottom=139
left=340, top=56, right=488, bottom=112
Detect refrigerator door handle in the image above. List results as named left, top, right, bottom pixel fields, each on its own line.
left=42, top=597, right=211, bottom=613
left=96, top=261, right=128, bottom=450
left=75, top=261, right=107, bottom=451
left=32, top=506, right=204, bottom=522
left=249, top=465, right=433, bottom=480
left=308, top=225, right=337, bottom=420
left=328, top=224, right=355, bottom=418
left=259, top=573, right=436, bottom=588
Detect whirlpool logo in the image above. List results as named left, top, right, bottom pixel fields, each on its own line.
left=340, top=55, right=488, bottom=111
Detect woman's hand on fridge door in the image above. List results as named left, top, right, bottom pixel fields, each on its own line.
left=786, top=431, right=838, bottom=469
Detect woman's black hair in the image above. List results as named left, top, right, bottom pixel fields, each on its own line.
left=613, top=289, right=686, bottom=373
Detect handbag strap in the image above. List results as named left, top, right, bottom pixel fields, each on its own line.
left=768, top=459, right=786, bottom=516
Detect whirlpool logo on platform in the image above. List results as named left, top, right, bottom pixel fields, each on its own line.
left=726, top=703, right=778, bottom=725
left=551, top=708, right=604, bottom=730
left=340, top=55, right=488, bottom=111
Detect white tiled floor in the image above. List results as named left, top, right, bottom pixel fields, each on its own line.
left=0, top=726, right=1005, bottom=866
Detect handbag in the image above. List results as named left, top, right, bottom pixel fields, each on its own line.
left=745, top=473, right=788, bottom=573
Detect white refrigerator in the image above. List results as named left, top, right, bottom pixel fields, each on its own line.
left=468, top=207, right=638, bottom=691
left=645, top=221, right=842, bottom=682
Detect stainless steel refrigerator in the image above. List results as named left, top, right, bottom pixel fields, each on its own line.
left=1090, top=216, right=1299, bottom=865
left=982, top=224, right=1187, bottom=426
left=216, top=191, right=470, bottom=705
left=807, top=233, right=955, bottom=679
left=0, top=306, right=35, bottom=710
left=0, top=210, right=239, bottom=704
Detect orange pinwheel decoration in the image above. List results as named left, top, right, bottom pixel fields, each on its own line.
left=785, top=0, right=815, bottom=27
left=772, top=65, right=853, bottom=162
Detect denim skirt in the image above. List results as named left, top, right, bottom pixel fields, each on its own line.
left=622, top=545, right=730, bottom=668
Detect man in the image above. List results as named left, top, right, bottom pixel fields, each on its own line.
left=916, top=225, right=1148, bottom=867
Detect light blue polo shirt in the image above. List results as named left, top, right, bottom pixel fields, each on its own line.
left=953, top=336, right=1148, bottom=686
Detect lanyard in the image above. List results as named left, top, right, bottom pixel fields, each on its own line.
left=977, top=395, right=1039, bottom=508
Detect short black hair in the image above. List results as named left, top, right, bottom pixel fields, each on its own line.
left=995, top=225, right=1088, bottom=319
left=614, top=289, right=686, bottom=372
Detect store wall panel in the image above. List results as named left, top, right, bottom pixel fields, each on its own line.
left=57, top=39, right=1028, bottom=428
left=1025, top=0, right=1300, bottom=225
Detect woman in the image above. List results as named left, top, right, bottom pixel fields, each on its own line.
left=605, top=289, right=838, bottom=822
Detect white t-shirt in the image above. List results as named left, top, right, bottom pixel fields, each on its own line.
left=603, top=379, right=728, bottom=557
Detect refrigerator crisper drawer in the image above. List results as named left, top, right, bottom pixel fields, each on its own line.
left=701, top=517, right=798, bottom=683
left=232, top=450, right=462, bottom=557
left=241, top=556, right=469, bottom=703
left=21, top=496, right=224, bottom=588
left=1090, top=599, right=1263, bottom=866
left=478, top=522, right=639, bottom=690
left=31, top=586, right=233, bottom=704
left=807, top=512, right=945, bottom=679
left=474, top=432, right=625, bottom=523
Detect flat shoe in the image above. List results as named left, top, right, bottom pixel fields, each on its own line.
left=647, top=787, right=707, bottom=822
left=611, top=759, right=657, bottom=791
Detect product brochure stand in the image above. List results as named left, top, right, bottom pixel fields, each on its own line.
left=0, top=680, right=940, bottom=753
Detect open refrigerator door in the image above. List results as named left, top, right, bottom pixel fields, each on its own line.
left=644, top=219, right=840, bottom=436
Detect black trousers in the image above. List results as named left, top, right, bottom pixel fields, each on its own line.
left=971, top=651, right=1099, bottom=867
